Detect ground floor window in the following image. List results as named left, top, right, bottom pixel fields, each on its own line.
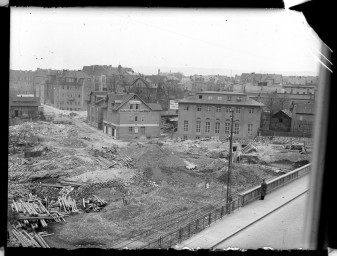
left=135, top=127, right=139, bottom=133
left=196, top=136, right=200, bottom=140
left=205, top=121, right=210, bottom=133
left=234, top=123, right=240, bottom=134
left=225, top=122, right=230, bottom=134
left=129, top=127, right=133, bottom=133
left=248, top=124, right=253, bottom=136
left=183, top=135, right=187, bottom=140
left=215, top=121, right=220, bottom=134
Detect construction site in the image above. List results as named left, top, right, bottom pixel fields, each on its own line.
left=7, top=104, right=312, bottom=249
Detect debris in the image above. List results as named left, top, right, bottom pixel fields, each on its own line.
left=184, top=160, right=197, bottom=170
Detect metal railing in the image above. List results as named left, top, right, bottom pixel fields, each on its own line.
left=239, top=163, right=311, bottom=207
left=139, top=163, right=311, bottom=249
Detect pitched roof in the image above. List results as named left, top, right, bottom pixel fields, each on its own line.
left=10, top=96, right=40, bottom=107
left=107, top=93, right=162, bottom=111
left=147, top=103, right=163, bottom=111
left=281, top=109, right=292, bottom=118
left=178, top=96, right=264, bottom=107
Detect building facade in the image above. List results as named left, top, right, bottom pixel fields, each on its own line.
left=87, top=91, right=109, bottom=129
left=291, top=102, right=315, bottom=136
left=44, top=70, right=92, bottom=111
left=100, top=93, right=162, bottom=140
left=177, top=91, right=264, bottom=140
left=270, top=110, right=292, bottom=132
left=9, top=96, right=40, bottom=119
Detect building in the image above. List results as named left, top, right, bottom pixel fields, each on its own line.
left=44, top=70, right=92, bottom=111
left=270, top=109, right=292, bottom=132
left=291, top=102, right=315, bottom=136
left=283, top=84, right=316, bottom=95
left=82, top=65, right=137, bottom=93
left=9, top=95, right=40, bottom=119
left=177, top=91, right=264, bottom=140
left=96, top=93, right=162, bottom=139
left=86, top=91, right=109, bottom=129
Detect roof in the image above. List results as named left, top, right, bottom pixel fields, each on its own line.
left=198, top=91, right=247, bottom=96
left=274, top=109, right=292, bottom=118
left=10, top=96, right=40, bottom=107
left=106, top=93, right=161, bottom=111
left=178, top=97, right=264, bottom=107
left=295, top=103, right=315, bottom=114
left=62, top=70, right=91, bottom=79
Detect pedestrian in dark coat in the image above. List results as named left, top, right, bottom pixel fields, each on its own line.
left=260, top=179, right=267, bottom=200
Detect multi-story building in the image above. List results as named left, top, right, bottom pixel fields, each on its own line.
left=44, top=70, right=92, bottom=111
left=283, top=84, right=316, bottom=95
left=86, top=91, right=109, bottom=129
left=177, top=91, right=264, bottom=140
left=88, top=92, right=162, bottom=139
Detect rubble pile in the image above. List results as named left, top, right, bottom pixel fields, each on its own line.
left=82, top=195, right=108, bottom=213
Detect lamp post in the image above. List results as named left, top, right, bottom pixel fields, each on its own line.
left=226, top=107, right=239, bottom=214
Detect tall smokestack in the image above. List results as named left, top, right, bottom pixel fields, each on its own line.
left=158, top=69, right=160, bottom=75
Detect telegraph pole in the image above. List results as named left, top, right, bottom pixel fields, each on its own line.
left=226, top=108, right=234, bottom=213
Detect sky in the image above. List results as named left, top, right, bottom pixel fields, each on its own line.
left=10, top=7, right=323, bottom=76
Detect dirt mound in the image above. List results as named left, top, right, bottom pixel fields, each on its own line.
left=135, top=144, right=185, bottom=169
left=293, top=160, right=310, bottom=169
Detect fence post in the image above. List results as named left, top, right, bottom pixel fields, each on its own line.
left=220, top=206, right=224, bottom=218
left=196, top=219, right=199, bottom=230
left=159, top=236, right=162, bottom=249
left=208, top=213, right=211, bottom=226
left=178, top=228, right=182, bottom=243
left=188, top=223, right=191, bottom=237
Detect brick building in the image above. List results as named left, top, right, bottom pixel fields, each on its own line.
left=44, top=70, right=92, bottom=111
left=177, top=91, right=264, bottom=140
left=291, top=102, right=315, bottom=136
left=88, top=92, right=162, bottom=139
left=86, top=91, right=109, bottom=129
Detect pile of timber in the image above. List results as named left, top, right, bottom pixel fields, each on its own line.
left=82, top=195, right=107, bottom=213
left=119, top=153, right=135, bottom=168
left=242, top=143, right=257, bottom=154
left=10, top=226, right=50, bottom=248
left=161, top=123, right=173, bottom=133
left=57, top=195, right=78, bottom=213
left=96, top=155, right=119, bottom=169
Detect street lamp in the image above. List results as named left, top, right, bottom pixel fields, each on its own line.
left=226, top=107, right=239, bottom=213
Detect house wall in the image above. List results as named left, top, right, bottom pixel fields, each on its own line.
left=177, top=103, right=262, bottom=140
left=103, top=99, right=160, bottom=139
left=10, top=106, right=39, bottom=118
left=291, top=113, right=314, bottom=134
left=283, top=87, right=315, bottom=95
left=270, top=112, right=291, bottom=132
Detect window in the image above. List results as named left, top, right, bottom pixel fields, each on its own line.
left=198, top=95, right=203, bottom=99
left=136, top=104, right=139, bottom=109
left=226, top=107, right=231, bottom=113
left=215, top=121, right=220, bottom=134
left=130, top=104, right=133, bottom=109
left=184, top=105, right=189, bottom=111
left=183, top=135, right=188, bottom=140
left=205, top=121, right=210, bottom=133
left=218, top=97, right=222, bottom=100
left=79, top=94, right=80, bottom=98
left=216, top=106, right=221, bottom=112
left=234, top=123, right=240, bottom=134
left=196, top=120, right=201, bottom=133
left=237, top=97, right=242, bottom=102
left=141, top=116, right=145, bottom=122
left=135, top=127, right=139, bottom=133
left=236, top=107, right=241, bottom=113
left=208, top=96, right=212, bottom=100
left=196, top=136, right=200, bottom=140
left=129, top=115, right=132, bottom=121
left=248, top=124, right=253, bottom=136
left=129, top=127, right=133, bottom=133
left=225, top=123, right=230, bottom=134
left=279, top=118, right=283, bottom=123
left=228, top=96, right=232, bottom=101
left=207, top=106, right=211, bottom=112
left=184, top=120, right=188, bottom=132
left=67, top=86, right=69, bottom=90
left=197, top=105, right=202, bottom=111
left=249, top=107, right=254, bottom=114
left=303, top=92, right=306, bottom=94
left=135, top=116, right=138, bottom=121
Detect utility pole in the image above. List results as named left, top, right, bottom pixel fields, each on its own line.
left=226, top=108, right=234, bottom=213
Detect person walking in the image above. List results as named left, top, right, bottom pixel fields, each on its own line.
left=260, top=179, right=267, bottom=200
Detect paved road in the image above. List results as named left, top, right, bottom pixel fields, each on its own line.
left=213, top=191, right=308, bottom=250
left=175, top=174, right=310, bottom=249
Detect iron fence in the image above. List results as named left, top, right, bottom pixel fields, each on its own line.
left=139, top=163, right=311, bottom=249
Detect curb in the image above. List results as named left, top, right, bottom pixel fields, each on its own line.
left=210, top=189, right=309, bottom=249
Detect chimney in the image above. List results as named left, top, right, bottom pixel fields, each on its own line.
left=158, top=69, right=160, bottom=75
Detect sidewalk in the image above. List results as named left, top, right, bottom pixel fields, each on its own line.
left=175, top=174, right=310, bottom=249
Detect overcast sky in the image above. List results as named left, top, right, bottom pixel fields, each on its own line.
left=10, top=8, right=323, bottom=76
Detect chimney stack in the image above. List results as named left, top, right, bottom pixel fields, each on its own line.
left=158, top=69, right=160, bottom=75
